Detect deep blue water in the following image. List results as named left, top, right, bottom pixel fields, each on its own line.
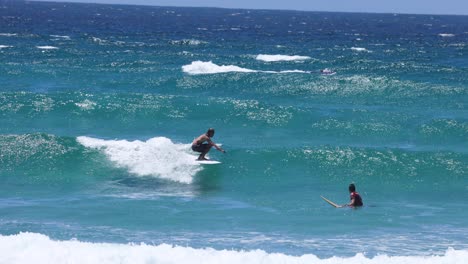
left=0, top=1, right=467, bottom=263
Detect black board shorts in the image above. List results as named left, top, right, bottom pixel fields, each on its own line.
left=192, top=143, right=211, bottom=153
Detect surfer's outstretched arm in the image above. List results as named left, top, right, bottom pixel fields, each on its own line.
left=210, top=140, right=226, bottom=153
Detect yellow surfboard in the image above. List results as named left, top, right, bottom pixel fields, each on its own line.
left=320, top=196, right=342, bottom=208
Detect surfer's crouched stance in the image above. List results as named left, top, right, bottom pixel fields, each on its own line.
left=192, top=128, right=226, bottom=160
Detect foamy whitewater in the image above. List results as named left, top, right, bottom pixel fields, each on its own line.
left=0, top=1, right=467, bottom=263
left=77, top=136, right=201, bottom=183
left=182, top=60, right=257, bottom=74
left=1, top=233, right=467, bottom=264
left=182, top=61, right=310, bottom=74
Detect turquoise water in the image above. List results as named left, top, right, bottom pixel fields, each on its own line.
left=0, top=1, right=467, bottom=263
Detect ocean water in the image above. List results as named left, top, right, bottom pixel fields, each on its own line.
left=1, top=1, right=467, bottom=263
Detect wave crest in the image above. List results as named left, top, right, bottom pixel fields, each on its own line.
left=0, top=133, right=75, bottom=169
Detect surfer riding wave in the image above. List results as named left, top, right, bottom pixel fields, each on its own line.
left=192, top=128, right=225, bottom=161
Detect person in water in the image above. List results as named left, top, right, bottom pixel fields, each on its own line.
left=192, top=128, right=225, bottom=160
left=320, top=68, right=335, bottom=75
left=345, top=183, right=363, bottom=207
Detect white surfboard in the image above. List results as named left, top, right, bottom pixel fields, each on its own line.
left=320, top=196, right=342, bottom=208
left=196, top=160, right=221, bottom=165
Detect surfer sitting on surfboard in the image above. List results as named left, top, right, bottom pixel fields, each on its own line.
left=346, top=183, right=363, bottom=207
left=192, top=128, right=225, bottom=161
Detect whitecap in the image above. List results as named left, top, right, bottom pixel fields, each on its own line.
left=350, top=47, right=371, bottom=52
left=182, top=61, right=312, bottom=75
left=91, top=37, right=107, bottom=44
left=182, top=61, right=257, bottom=75
left=170, top=39, right=207, bottom=46
left=438, top=33, right=455, bottom=37
left=36, top=46, right=59, bottom=50
left=50, top=35, right=71, bottom=40
left=255, top=54, right=311, bottom=62
left=0, top=45, right=12, bottom=49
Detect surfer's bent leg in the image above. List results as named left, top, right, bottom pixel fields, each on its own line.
left=193, top=144, right=212, bottom=160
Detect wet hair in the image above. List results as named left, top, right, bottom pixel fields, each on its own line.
left=349, top=183, right=356, bottom=192
left=206, top=128, right=215, bottom=136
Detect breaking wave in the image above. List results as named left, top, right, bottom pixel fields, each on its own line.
left=182, top=61, right=310, bottom=75
left=0, top=233, right=466, bottom=264
left=77, top=136, right=202, bottom=184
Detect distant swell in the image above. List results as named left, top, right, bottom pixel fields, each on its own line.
left=182, top=61, right=310, bottom=75
left=77, top=136, right=201, bottom=183
left=0, top=233, right=466, bottom=264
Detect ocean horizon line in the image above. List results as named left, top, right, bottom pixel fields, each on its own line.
left=27, top=0, right=468, bottom=17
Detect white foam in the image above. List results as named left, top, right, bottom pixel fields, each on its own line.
left=36, top=46, right=59, bottom=50
left=91, top=37, right=107, bottom=44
left=182, top=61, right=310, bottom=75
left=77, top=136, right=201, bottom=184
left=182, top=61, right=257, bottom=75
left=256, top=54, right=311, bottom=62
left=0, top=45, right=12, bottom=49
left=50, top=35, right=71, bottom=40
left=0, top=33, right=17, bottom=36
left=277, top=69, right=310, bottom=73
left=438, top=33, right=455, bottom=37
left=350, top=47, right=371, bottom=52
left=1, top=233, right=467, bottom=264
left=75, top=99, right=97, bottom=110
left=171, top=39, right=207, bottom=45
